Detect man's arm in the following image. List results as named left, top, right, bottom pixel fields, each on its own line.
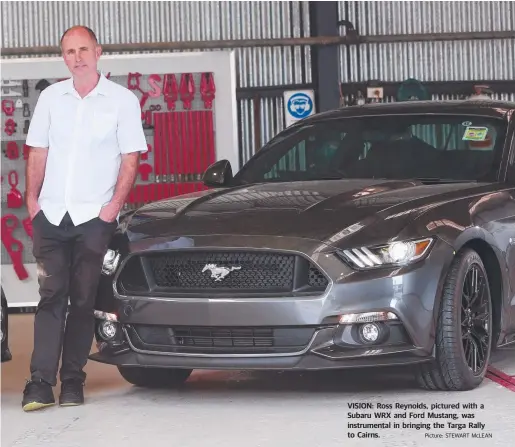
left=99, top=152, right=140, bottom=222
left=99, top=90, right=147, bottom=222
left=25, top=148, right=48, bottom=219
left=111, top=152, right=140, bottom=207
left=24, top=89, right=51, bottom=219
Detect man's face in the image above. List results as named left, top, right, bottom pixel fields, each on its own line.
left=61, top=29, right=101, bottom=78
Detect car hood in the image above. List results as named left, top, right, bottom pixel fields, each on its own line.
left=124, top=179, right=492, bottom=249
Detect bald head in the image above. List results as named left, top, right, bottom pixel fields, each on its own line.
left=60, top=25, right=102, bottom=80
left=60, top=26, right=98, bottom=47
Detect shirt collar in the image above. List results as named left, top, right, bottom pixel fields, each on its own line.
left=60, top=72, right=109, bottom=97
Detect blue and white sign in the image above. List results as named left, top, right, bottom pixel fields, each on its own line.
left=283, top=89, right=316, bottom=127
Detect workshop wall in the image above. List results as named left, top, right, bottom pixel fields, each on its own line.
left=1, top=1, right=513, bottom=166
left=1, top=1, right=311, bottom=165
left=1, top=1, right=312, bottom=88
left=336, top=1, right=515, bottom=114
left=338, top=1, right=515, bottom=84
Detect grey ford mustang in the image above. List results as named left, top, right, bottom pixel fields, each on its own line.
left=91, top=100, right=515, bottom=391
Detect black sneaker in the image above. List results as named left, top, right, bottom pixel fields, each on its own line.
left=22, top=380, right=55, bottom=412
left=59, top=379, right=84, bottom=406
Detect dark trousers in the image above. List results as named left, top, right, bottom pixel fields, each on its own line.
left=30, top=211, right=116, bottom=386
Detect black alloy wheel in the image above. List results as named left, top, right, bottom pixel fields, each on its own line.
left=461, top=264, right=491, bottom=375
left=415, top=248, right=493, bottom=391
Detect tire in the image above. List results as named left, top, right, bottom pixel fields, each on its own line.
left=415, top=248, right=493, bottom=391
left=117, top=366, right=193, bottom=388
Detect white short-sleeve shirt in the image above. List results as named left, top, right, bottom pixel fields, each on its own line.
left=26, top=73, right=147, bottom=226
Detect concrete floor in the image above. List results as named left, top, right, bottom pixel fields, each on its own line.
left=2, top=314, right=514, bottom=447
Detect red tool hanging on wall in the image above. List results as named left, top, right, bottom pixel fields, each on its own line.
left=23, top=144, right=31, bottom=160
left=172, top=111, right=184, bottom=185
left=138, top=163, right=153, bottom=182
left=153, top=112, right=165, bottom=179
left=203, top=110, right=216, bottom=168
left=4, top=119, right=17, bottom=136
left=5, top=141, right=19, bottom=160
left=179, top=73, right=195, bottom=110
left=127, top=72, right=150, bottom=118
left=22, top=216, right=33, bottom=239
left=127, top=72, right=143, bottom=93
left=1, top=215, right=28, bottom=280
left=141, top=143, right=152, bottom=161
left=2, top=99, right=15, bottom=116
left=7, top=171, right=23, bottom=208
left=200, top=73, right=216, bottom=109
left=163, top=74, right=178, bottom=110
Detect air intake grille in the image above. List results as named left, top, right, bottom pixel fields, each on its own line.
left=308, top=266, right=328, bottom=289
left=128, top=325, right=316, bottom=354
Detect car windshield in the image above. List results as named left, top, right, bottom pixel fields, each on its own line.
left=233, top=114, right=507, bottom=184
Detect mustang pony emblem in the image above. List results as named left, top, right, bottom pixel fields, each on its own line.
left=202, top=263, right=241, bottom=281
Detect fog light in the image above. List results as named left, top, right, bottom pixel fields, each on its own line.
left=360, top=323, right=380, bottom=342
left=99, top=320, right=118, bottom=340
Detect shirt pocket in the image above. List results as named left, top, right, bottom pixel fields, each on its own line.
left=93, top=111, right=118, bottom=140
left=49, top=108, right=74, bottom=142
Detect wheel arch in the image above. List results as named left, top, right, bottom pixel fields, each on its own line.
left=432, top=237, right=503, bottom=348
left=458, top=238, right=504, bottom=347
left=417, top=239, right=500, bottom=391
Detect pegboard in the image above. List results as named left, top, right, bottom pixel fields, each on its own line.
left=1, top=79, right=35, bottom=141
left=0, top=52, right=238, bottom=304
left=0, top=70, right=218, bottom=270
left=1, top=79, right=35, bottom=268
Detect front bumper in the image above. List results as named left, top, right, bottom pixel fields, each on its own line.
left=90, top=338, right=430, bottom=370
left=90, top=235, right=454, bottom=370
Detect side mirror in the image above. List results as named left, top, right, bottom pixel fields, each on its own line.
left=202, top=159, right=233, bottom=187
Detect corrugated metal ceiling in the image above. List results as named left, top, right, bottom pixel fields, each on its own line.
left=338, top=1, right=515, bottom=82
left=1, top=1, right=312, bottom=88
left=339, top=1, right=514, bottom=34
left=2, top=1, right=513, bottom=165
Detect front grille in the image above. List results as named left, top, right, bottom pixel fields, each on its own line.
left=148, top=251, right=295, bottom=291
left=117, top=250, right=329, bottom=296
left=126, top=324, right=316, bottom=354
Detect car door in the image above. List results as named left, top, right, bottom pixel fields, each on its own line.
left=475, top=118, right=515, bottom=339
left=505, top=128, right=515, bottom=334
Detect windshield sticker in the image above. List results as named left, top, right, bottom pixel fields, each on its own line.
left=462, top=126, right=488, bottom=141
left=462, top=121, right=472, bottom=127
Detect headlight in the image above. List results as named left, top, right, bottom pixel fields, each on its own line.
left=102, top=249, right=121, bottom=275
left=337, top=237, right=434, bottom=269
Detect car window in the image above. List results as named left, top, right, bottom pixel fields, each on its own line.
left=264, top=130, right=347, bottom=180
left=235, top=114, right=507, bottom=184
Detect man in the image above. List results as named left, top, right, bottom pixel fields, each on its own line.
left=22, top=25, right=147, bottom=411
